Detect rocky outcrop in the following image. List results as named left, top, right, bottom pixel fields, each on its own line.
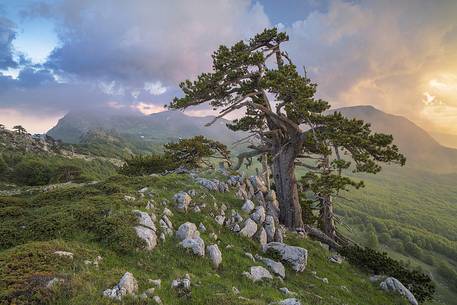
left=176, top=222, right=199, bottom=241
left=103, top=272, right=138, bottom=300
left=263, top=242, right=308, bottom=272
left=380, top=277, right=418, bottom=305
left=256, top=255, right=285, bottom=278
left=173, top=191, right=192, bottom=212
left=133, top=210, right=157, bottom=250
left=207, top=244, right=222, bottom=268
left=239, top=218, right=258, bottom=238
left=243, top=266, right=273, bottom=282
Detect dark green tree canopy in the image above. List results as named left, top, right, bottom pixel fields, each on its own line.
left=164, top=136, right=230, bottom=169
left=169, top=28, right=405, bottom=229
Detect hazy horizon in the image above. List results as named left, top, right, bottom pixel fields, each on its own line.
left=1, top=0, right=457, bottom=142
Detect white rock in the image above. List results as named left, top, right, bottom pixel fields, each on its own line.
left=153, top=296, right=162, bottom=304
left=329, top=254, right=343, bottom=264
left=264, top=215, right=276, bottom=242
left=124, top=195, right=136, bottom=202
left=173, top=191, right=191, bottom=212
left=162, top=215, right=173, bottom=229
left=241, top=199, right=255, bottom=213
left=133, top=210, right=156, bottom=231
left=256, top=227, right=268, bottom=245
left=239, top=218, right=258, bottom=238
left=249, top=176, right=268, bottom=193
left=380, top=277, right=418, bottom=305
left=176, top=222, right=199, bottom=241
left=243, top=266, right=273, bottom=282
left=103, top=272, right=138, bottom=300
left=163, top=208, right=173, bottom=217
left=180, top=236, right=205, bottom=256
left=270, top=298, right=302, bottom=305
left=215, top=215, right=225, bottom=226
left=198, top=223, right=206, bottom=232
left=46, top=277, right=64, bottom=288
left=245, top=252, right=256, bottom=262
left=250, top=206, right=266, bottom=224
left=148, top=279, right=161, bottom=287
left=53, top=251, right=73, bottom=259
left=279, top=287, right=294, bottom=295
left=257, top=256, right=285, bottom=278
left=263, top=242, right=308, bottom=272
left=207, top=244, right=222, bottom=268
left=138, top=187, right=149, bottom=193
left=209, top=232, right=218, bottom=240
left=135, top=226, right=157, bottom=250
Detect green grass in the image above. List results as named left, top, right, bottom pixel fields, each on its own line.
left=0, top=173, right=410, bottom=305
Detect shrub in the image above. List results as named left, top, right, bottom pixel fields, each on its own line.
left=119, top=153, right=177, bottom=176
left=341, top=244, right=435, bottom=302
left=13, top=159, right=53, bottom=186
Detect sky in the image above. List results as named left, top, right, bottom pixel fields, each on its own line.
left=0, top=0, right=456, bottom=141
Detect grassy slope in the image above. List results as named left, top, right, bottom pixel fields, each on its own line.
left=332, top=167, right=457, bottom=305
left=0, top=173, right=408, bottom=305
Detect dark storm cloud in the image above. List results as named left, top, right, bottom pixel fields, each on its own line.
left=0, top=16, right=18, bottom=69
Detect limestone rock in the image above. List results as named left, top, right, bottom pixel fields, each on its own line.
left=148, top=279, right=161, bottom=288
left=270, top=298, right=302, bottom=305
left=207, top=244, right=222, bottom=268
left=133, top=210, right=156, bottom=231
left=135, top=226, right=157, bottom=250
left=243, top=266, right=273, bottom=282
left=215, top=215, right=225, bottom=226
left=103, top=272, right=138, bottom=300
left=255, top=227, right=268, bottom=245
left=257, top=255, right=285, bottom=278
left=179, top=236, right=205, bottom=256
left=241, top=200, right=255, bottom=213
left=250, top=206, right=266, bottom=224
left=264, top=215, right=276, bottom=242
left=263, top=242, right=308, bottom=272
left=173, top=191, right=191, bottom=212
left=380, top=277, right=418, bottom=305
left=239, top=218, right=258, bottom=238
left=163, top=208, right=173, bottom=217
left=198, top=222, right=206, bottom=232
left=176, top=222, right=199, bottom=241
left=53, top=251, right=73, bottom=259
left=124, top=195, right=136, bottom=202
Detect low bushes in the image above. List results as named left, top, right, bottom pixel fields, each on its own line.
left=341, top=244, right=435, bottom=302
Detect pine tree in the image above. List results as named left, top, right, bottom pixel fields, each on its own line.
left=169, top=28, right=405, bottom=230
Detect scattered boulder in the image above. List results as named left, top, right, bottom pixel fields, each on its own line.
left=241, top=200, right=255, bottom=213
left=239, top=218, right=258, bottom=238
left=153, top=295, right=163, bottom=304
left=46, top=277, right=64, bottom=289
left=207, top=244, right=222, bottom=268
left=179, top=236, right=205, bottom=256
left=329, top=254, right=343, bottom=264
left=215, top=215, right=225, bottom=226
left=176, top=222, right=199, bottom=241
left=135, top=226, right=157, bottom=250
left=173, top=191, right=192, bottom=212
left=124, top=195, right=136, bottom=202
left=279, top=287, right=295, bottom=295
left=195, top=177, right=228, bottom=192
left=163, top=208, right=173, bottom=217
left=249, top=176, right=268, bottom=193
left=172, top=274, right=191, bottom=296
left=133, top=210, right=156, bottom=231
left=380, top=277, right=418, bottom=305
left=256, top=255, right=285, bottom=278
left=103, top=272, right=138, bottom=300
left=255, top=227, right=268, bottom=245
left=145, top=201, right=155, bottom=210
left=263, top=242, right=308, bottom=272
left=148, top=279, right=161, bottom=288
left=245, top=252, right=256, bottom=262
left=250, top=206, right=266, bottom=224
left=198, top=223, right=206, bottom=232
left=53, top=251, right=73, bottom=259
left=264, top=215, right=276, bottom=242
left=269, top=298, right=302, bottom=305
left=243, top=266, right=273, bottom=282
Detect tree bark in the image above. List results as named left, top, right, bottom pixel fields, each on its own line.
left=319, top=195, right=336, bottom=240
left=272, top=143, right=304, bottom=229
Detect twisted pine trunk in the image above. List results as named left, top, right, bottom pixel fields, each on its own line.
left=272, top=143, right=304, bottom=229
left=320, top=195, right=336, bottom=240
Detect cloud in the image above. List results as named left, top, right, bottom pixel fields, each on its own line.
left=0, top=0, right=270, bottom=129
left=0, top=16, right=18, bottom=69
left=282, top=0, right=457, bottom=133
left=144, top=81, right=166, bottom=96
